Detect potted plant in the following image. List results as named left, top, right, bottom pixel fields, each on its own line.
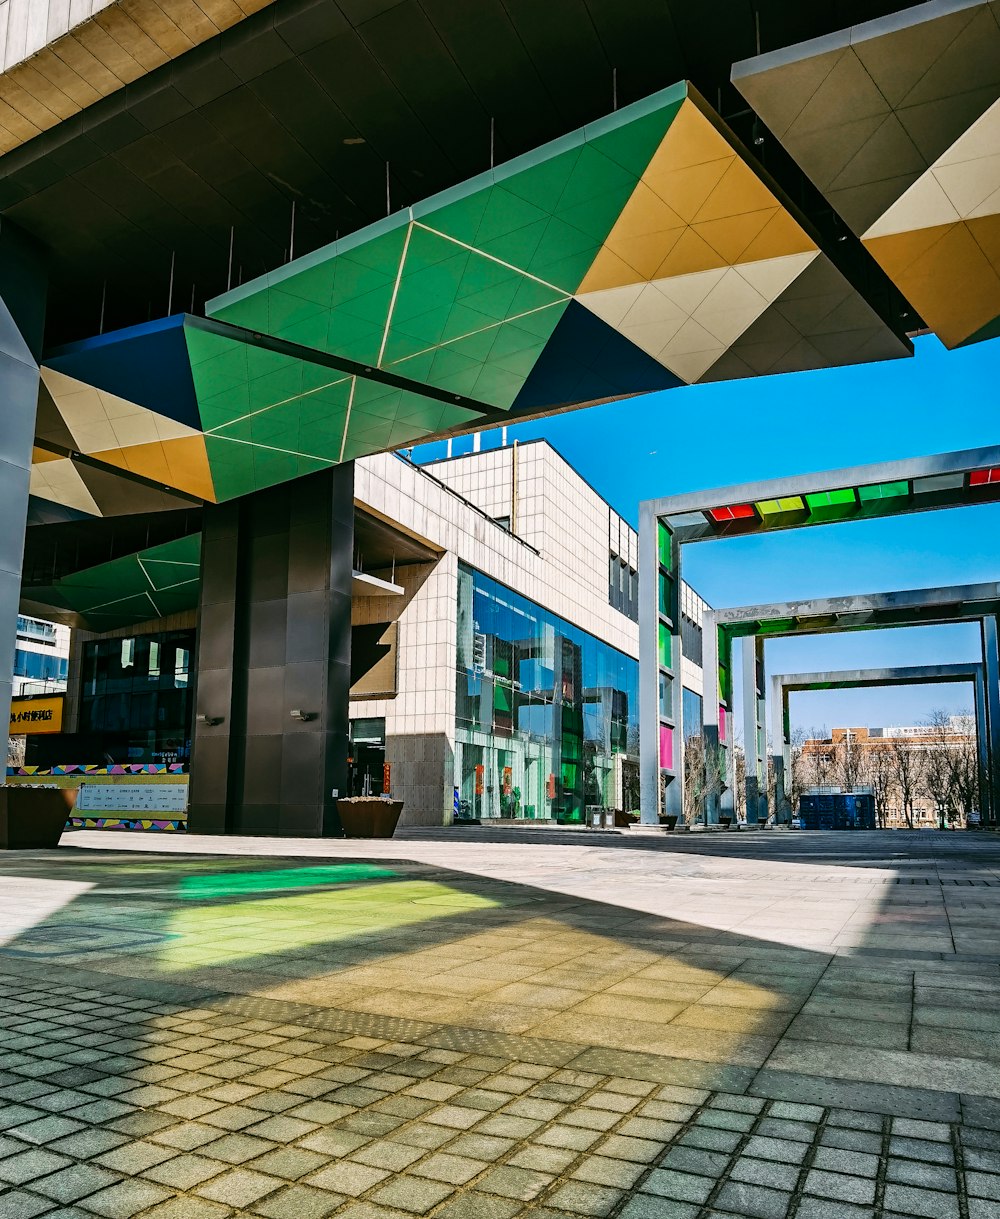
left=337, top=795, right=404, bottom=838
left=0, top=785, right=75, bottom=849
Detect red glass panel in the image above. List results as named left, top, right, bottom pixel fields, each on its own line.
left=709, top=503, right=756, bottom=523
left=970, top=467, right=1000, bottom=486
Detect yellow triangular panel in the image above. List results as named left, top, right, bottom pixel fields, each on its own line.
left=91, top=435, right=217, bottom=503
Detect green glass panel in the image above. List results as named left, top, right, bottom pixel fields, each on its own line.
left=658, top=521, right=672, bottom=570
left=858, top=480, right=909, bottom=501
left=758, top=617, right=796, bottom=635
left=658, top=622, right=672, bottom=669
left=805, top=488, right=857, bottom=520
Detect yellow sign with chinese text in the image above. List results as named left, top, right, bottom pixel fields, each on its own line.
left=9, top=694, right=64, bottom=735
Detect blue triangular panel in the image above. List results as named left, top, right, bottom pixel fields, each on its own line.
left=44, top=314, right=202, bottom=430
left=512, top=300, right=682, bottom=413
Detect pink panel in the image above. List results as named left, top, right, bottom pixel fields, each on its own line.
left=719, top=705, right=727, bottom=742
left=659, top=725, right=674, bottom=770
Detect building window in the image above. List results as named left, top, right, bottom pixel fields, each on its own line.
left=682, top=687, right=703, bottom=740
left=13, top=649, right=68, bottom=682
left=680, top=614, right=703, bottom=666
left=608, top=553, right=638, bottom=621
left=79, top=629, right=194, bottom=764
left=457, top=563, right=639, bottom=824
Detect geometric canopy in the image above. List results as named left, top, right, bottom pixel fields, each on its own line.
left=210, top=81, right=911, bottom=393
left=22, top=533, right=201, bottom=631
left=733, top=0, right=1000, bottom=349
left=34, top=81, right=911, bottom=516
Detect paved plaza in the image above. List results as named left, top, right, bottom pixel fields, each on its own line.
left=1, top=827, right=999, bottom=1219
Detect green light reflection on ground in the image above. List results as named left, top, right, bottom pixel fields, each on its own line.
left=177, top=863, right=398, bottom=899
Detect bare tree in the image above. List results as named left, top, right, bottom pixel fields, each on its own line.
left=805, top=727, right=836, bottom=790
left=683, top=723, right=734, bottom=826
left=887, top=732, right=925, bottom=829
left=733, top=743, right=747, bottom=819
left=785, top=726, right=809, bottom=819
left=923, top=711, right=959, bottom=828
left=683, top=733, right=706, bottom=825
left=863, top=738, right=893, bottom=828
left=949, top=713, right=981, bottom=824
left=830, top=729, right=864, bottom=793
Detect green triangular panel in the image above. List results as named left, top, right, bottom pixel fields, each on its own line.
left=586, top=92, right=686, bottom=178
left=204, top=435, right=259, bottom=501
left=197, top=81, right=693, bottom=436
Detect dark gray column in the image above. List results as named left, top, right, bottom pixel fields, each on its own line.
left=188, top=464, right=354, bottom=837
left=0, top=224, right=46, bottom=751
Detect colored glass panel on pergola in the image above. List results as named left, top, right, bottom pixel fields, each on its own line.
left=640, top=446, right=1000, bottom=825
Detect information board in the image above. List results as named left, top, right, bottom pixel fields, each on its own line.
left=76, top=784, right=189, bottom=813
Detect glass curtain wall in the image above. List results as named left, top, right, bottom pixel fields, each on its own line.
left=455, top=564, right=638, bottom=823
left=80, top=630, right=194, bottom=764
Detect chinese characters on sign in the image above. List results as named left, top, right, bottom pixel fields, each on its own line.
left=9, top=695, right=64, bottom=735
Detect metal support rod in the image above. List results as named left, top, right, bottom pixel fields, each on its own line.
left=289, top=201, right=296, bottom=262
left=227, top=226, right=234, bottom=291
left=490, top=117, right=495, bottom=169
left=612, top=67, right=618, bottom=111
left=167, top=251, right=175, bottom=315
left=98, top=280, right=106, bottom=334
left=386, top=163, right=391, bottom=216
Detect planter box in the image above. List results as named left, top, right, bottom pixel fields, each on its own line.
left=0, top=786, right=75, bottom=849
left=337, top=797, right=404, bottom=839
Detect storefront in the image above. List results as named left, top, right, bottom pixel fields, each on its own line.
left=454, top=565, right=638, bottom=823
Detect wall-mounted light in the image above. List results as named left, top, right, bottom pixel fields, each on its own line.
left=290, top=709, right=315, bottom=722
left=196, top=714, right=223, bottom=726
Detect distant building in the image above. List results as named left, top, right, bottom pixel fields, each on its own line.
left=13, top=615, right=69, bottom=696
left=801, top=722, right=975, bottom=829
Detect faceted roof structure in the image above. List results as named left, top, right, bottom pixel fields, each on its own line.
left=734, top=0, right=1000, bottom=349
left=32, top=81, right=909, bottom=512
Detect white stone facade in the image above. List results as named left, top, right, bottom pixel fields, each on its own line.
left=350, top=441, right=708, bottom=826
left=0, top=0, right=270, bottom=152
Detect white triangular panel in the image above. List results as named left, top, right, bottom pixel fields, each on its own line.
left=30, top=458, right=102, bottom=517
left=40, top=367, right=202, bottom=455
left=863, top=171, right=962, bottom=239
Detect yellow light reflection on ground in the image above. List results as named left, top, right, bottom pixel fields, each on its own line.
left=159, top=880, right=501, bottom=971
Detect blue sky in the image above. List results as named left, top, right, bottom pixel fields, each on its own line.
left=414, top=333, right=1000, bottom=729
